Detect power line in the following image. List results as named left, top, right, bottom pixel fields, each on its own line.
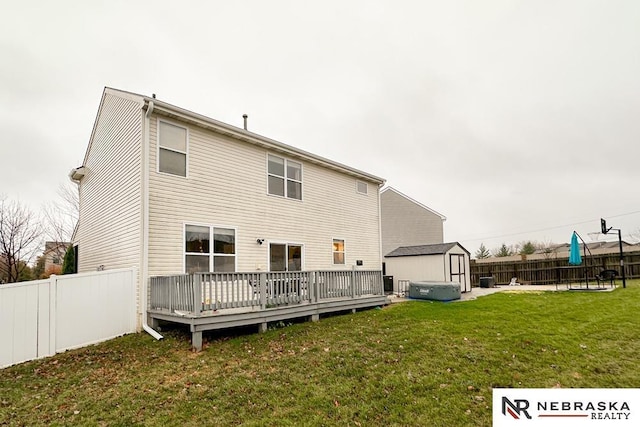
left=462, top=209, right=640, bottom=243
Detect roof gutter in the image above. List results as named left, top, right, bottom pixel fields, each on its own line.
left=141, top=100, right=162, bottom=341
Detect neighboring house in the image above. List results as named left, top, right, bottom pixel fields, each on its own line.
left=380, top=187, right=446, bottom=257
left=42, top=241, right=69, bottom=274
left=70, top=88, right=387, bottom=337
left=384, top=242, right=471, bottom=293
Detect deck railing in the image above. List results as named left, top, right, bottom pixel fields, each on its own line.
left=149, top=270, right=383, bottom=316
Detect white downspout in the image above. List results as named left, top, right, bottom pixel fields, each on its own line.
left=142, top=100, right=163, bottom=341
left=378, top=182, right=386, bottom=297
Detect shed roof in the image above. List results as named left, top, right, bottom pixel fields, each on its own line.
left=385, top=242, right=469, bottom=257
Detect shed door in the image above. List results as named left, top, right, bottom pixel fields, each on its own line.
left=449, top=254, right=466, bottom=290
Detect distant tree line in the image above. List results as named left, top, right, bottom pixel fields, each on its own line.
left=474, top=240, right=549, bottom=259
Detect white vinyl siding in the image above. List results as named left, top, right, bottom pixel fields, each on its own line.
left=75, top=91, right=143, bottom=273
left=147, top=115, right=382, bottom=276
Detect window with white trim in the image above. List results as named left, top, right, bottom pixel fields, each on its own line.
left=159, top=121, right=187, bottom=177
left=268, top=154, right=302, bottom=200
left=270, top=243, right=302, bottom=271
left=356, top=180, right=368, bottom=195
left=185, top=225, right=236, bottom=273
left=332, top=239, right=345, bottom=265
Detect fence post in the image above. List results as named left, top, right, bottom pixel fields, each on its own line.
left=131, top=267, right=139, bottom=332
left=48, top=274, right=58, bottom=357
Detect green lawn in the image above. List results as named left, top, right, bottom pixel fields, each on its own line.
left=2, top=281, right=639, bottom=426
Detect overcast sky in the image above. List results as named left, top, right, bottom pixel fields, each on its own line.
left=2, top=0, right=639, bottom=256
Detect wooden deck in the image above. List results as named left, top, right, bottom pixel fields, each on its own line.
left=148, top=270, right=389, bottom=350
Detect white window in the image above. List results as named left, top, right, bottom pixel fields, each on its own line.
left=268, top=154, right=302, bottom=200
left=332, top=239, right=345, bottom=265
left=356, top=180, right=368, bottom=195
left=185, top=225, right=236, bottom=273
left=269, top=243, right=303, bottom=271
left=159, top=121, right=187, bottom=177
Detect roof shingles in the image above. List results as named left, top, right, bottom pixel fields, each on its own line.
left=385, top=242, right=464, bottom=257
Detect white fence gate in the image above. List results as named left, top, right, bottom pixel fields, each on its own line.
left=0, top=268, right=137, bottom=369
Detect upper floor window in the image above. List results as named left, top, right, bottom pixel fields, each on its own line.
left=333, top=239, right=345, bottom=265
left=159, top=121, right=187, bottom=177
left=268, top=154, right=302, bottom=200
left=185, top=225, right=236, bottom=273
left=356, top=180, right=368, bottom=195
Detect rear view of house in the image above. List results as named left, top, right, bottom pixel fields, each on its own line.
left=71, top=88, right=388, bottom=348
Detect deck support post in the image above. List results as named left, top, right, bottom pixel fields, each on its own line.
left=192, top=331, right=203, bottom=352
left=310, top=313, right=319, bottom=322
left=147, top=314, right=160, bottom=330
left=351, top=308, right=356, bottom=314
left=259, top=322, right=268, bottom=333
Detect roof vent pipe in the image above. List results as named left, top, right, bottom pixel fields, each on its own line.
left=243, top=114, right=248, bottom=130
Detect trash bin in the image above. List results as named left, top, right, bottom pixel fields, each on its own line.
left=479, top=277, right=495, bottom=288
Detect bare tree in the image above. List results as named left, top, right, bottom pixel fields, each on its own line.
left=537, top=240, right=557, bottom=259
left=42, top=181, right=79, bottom=258
left=0, top=196, right=43, bottom=283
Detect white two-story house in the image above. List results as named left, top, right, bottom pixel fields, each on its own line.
left=70, top=88, right=387, bottom=347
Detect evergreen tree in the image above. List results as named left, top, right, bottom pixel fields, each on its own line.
left=519, top=241, right=536, bottom=255
left=62, top=245, right=76, bottom=274
left=494, top=244, right=513, bottom=257
left=475, top=243, right=491, bottom=259
left=32, top=256, right=45, bottom=279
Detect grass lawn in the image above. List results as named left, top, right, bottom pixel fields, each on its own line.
left=2, top=281, right=639, bottom=426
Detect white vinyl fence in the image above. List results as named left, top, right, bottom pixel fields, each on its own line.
left=0, top=268, right=137, bottom=369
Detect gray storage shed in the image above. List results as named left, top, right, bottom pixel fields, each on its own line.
left=384, top=242, right=471, bottom=293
